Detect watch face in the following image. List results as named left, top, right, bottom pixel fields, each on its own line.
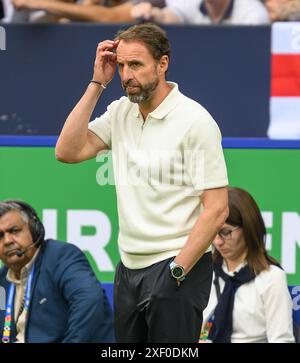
left=172, top=266, right=184, bottom=278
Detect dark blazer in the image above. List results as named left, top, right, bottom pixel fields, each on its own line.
left=0, top=239, right=115, bottom=343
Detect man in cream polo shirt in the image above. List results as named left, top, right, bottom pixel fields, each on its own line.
left=56, top=23, right=229, bottom=343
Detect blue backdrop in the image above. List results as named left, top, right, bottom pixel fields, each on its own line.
left=0, top=24, right=270, bottom=137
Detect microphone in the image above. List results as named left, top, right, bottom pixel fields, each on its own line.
left=15, top=242, right=37, bottom=257
left=15, top=233, right=43, bottom=257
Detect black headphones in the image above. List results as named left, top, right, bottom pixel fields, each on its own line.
left=5, top=200, right=45, bottom=247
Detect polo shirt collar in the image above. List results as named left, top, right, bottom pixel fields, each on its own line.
left=133, top=82, right=180, bottom=120
left=200, top=0, right=234, bottom=21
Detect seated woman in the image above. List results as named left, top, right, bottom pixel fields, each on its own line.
left=200, top=187, right=295, bottom=343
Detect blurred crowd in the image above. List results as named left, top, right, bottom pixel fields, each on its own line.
left=0, top=0, right=300, bottom=24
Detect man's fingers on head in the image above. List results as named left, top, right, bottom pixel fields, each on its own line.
left=100, top=51, right=116, bottom=59
left=97, top=46, right=116, bottom=58
left=98, top=40, right=114, bottom=46
left=98, top=40, right=117, bottom=47
left=97, top=40, right=119, bottom=52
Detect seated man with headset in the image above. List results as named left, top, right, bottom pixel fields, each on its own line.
left=0, top=200, right=114, bottom=343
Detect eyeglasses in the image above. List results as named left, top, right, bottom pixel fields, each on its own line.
left=217, top=226, right=240, bottom=240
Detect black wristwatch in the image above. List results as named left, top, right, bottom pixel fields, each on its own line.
left=169, top=261, right=186, bottom=282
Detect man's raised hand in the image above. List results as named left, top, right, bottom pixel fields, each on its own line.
left=93, top=40, right=120, bottom=86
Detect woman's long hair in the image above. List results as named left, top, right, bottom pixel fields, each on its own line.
left=213, top=187, right=280, bottom=274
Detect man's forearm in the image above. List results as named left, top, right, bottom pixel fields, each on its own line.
left=23, top=0, right=133, bottom=22
left=152, top=8, right=182, bottom=23
left=175, top=206, right=228, bottom=274
left=55, top=83, right=102, bottom=162
left=28, top=0, right=108, bottom=21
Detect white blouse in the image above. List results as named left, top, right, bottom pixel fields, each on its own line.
left=202, top=262, right=295, bottom=343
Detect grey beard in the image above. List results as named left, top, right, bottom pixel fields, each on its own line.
left=125, top=78, right=159, bottom=104
left=127, top=92, right=148, bottom=104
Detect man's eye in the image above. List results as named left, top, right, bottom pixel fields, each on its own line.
left=12, top=228, right=21, bottom=234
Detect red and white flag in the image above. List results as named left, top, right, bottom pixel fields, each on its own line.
left=268, top=22, right=300, bottom=139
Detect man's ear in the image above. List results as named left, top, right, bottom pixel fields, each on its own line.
left=158, top=55, right=169, bottom=75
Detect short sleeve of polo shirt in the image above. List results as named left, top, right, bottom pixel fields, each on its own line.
left=88, top=100, right=119, bottom=149
left=183, top=113, right=228, bottom=191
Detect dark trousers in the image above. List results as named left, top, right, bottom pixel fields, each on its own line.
left=114, top=252, right=213, bottom=343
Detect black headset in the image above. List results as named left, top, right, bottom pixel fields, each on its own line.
left=5, top=200, right=45, bottom=247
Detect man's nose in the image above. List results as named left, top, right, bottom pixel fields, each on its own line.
left=122, top=65, right=133, bottom=83
left=3, top=232, right=14, bottom=245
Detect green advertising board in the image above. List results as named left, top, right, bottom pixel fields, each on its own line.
left=0, top=146, right=299, bottom=286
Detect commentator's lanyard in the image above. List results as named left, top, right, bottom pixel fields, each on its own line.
left=2, top=264, right=35, bottom=343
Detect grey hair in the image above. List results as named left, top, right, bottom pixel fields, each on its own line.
left=0, top=201, right=29, bottom=224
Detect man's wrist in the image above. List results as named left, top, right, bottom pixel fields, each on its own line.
left=169, top=260, right=186, bottom=282
left=90, top=80, right=108, bottom=90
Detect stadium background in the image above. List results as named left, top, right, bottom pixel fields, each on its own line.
left=0, top=24, right=299, bottom=323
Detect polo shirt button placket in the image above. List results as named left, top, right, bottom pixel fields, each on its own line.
left=138, top=116, right=149, bottom=147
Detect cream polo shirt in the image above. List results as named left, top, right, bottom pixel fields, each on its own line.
left=6, top=247, right=40, bottom=343
left=89, top=82, right=228, bottom=269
